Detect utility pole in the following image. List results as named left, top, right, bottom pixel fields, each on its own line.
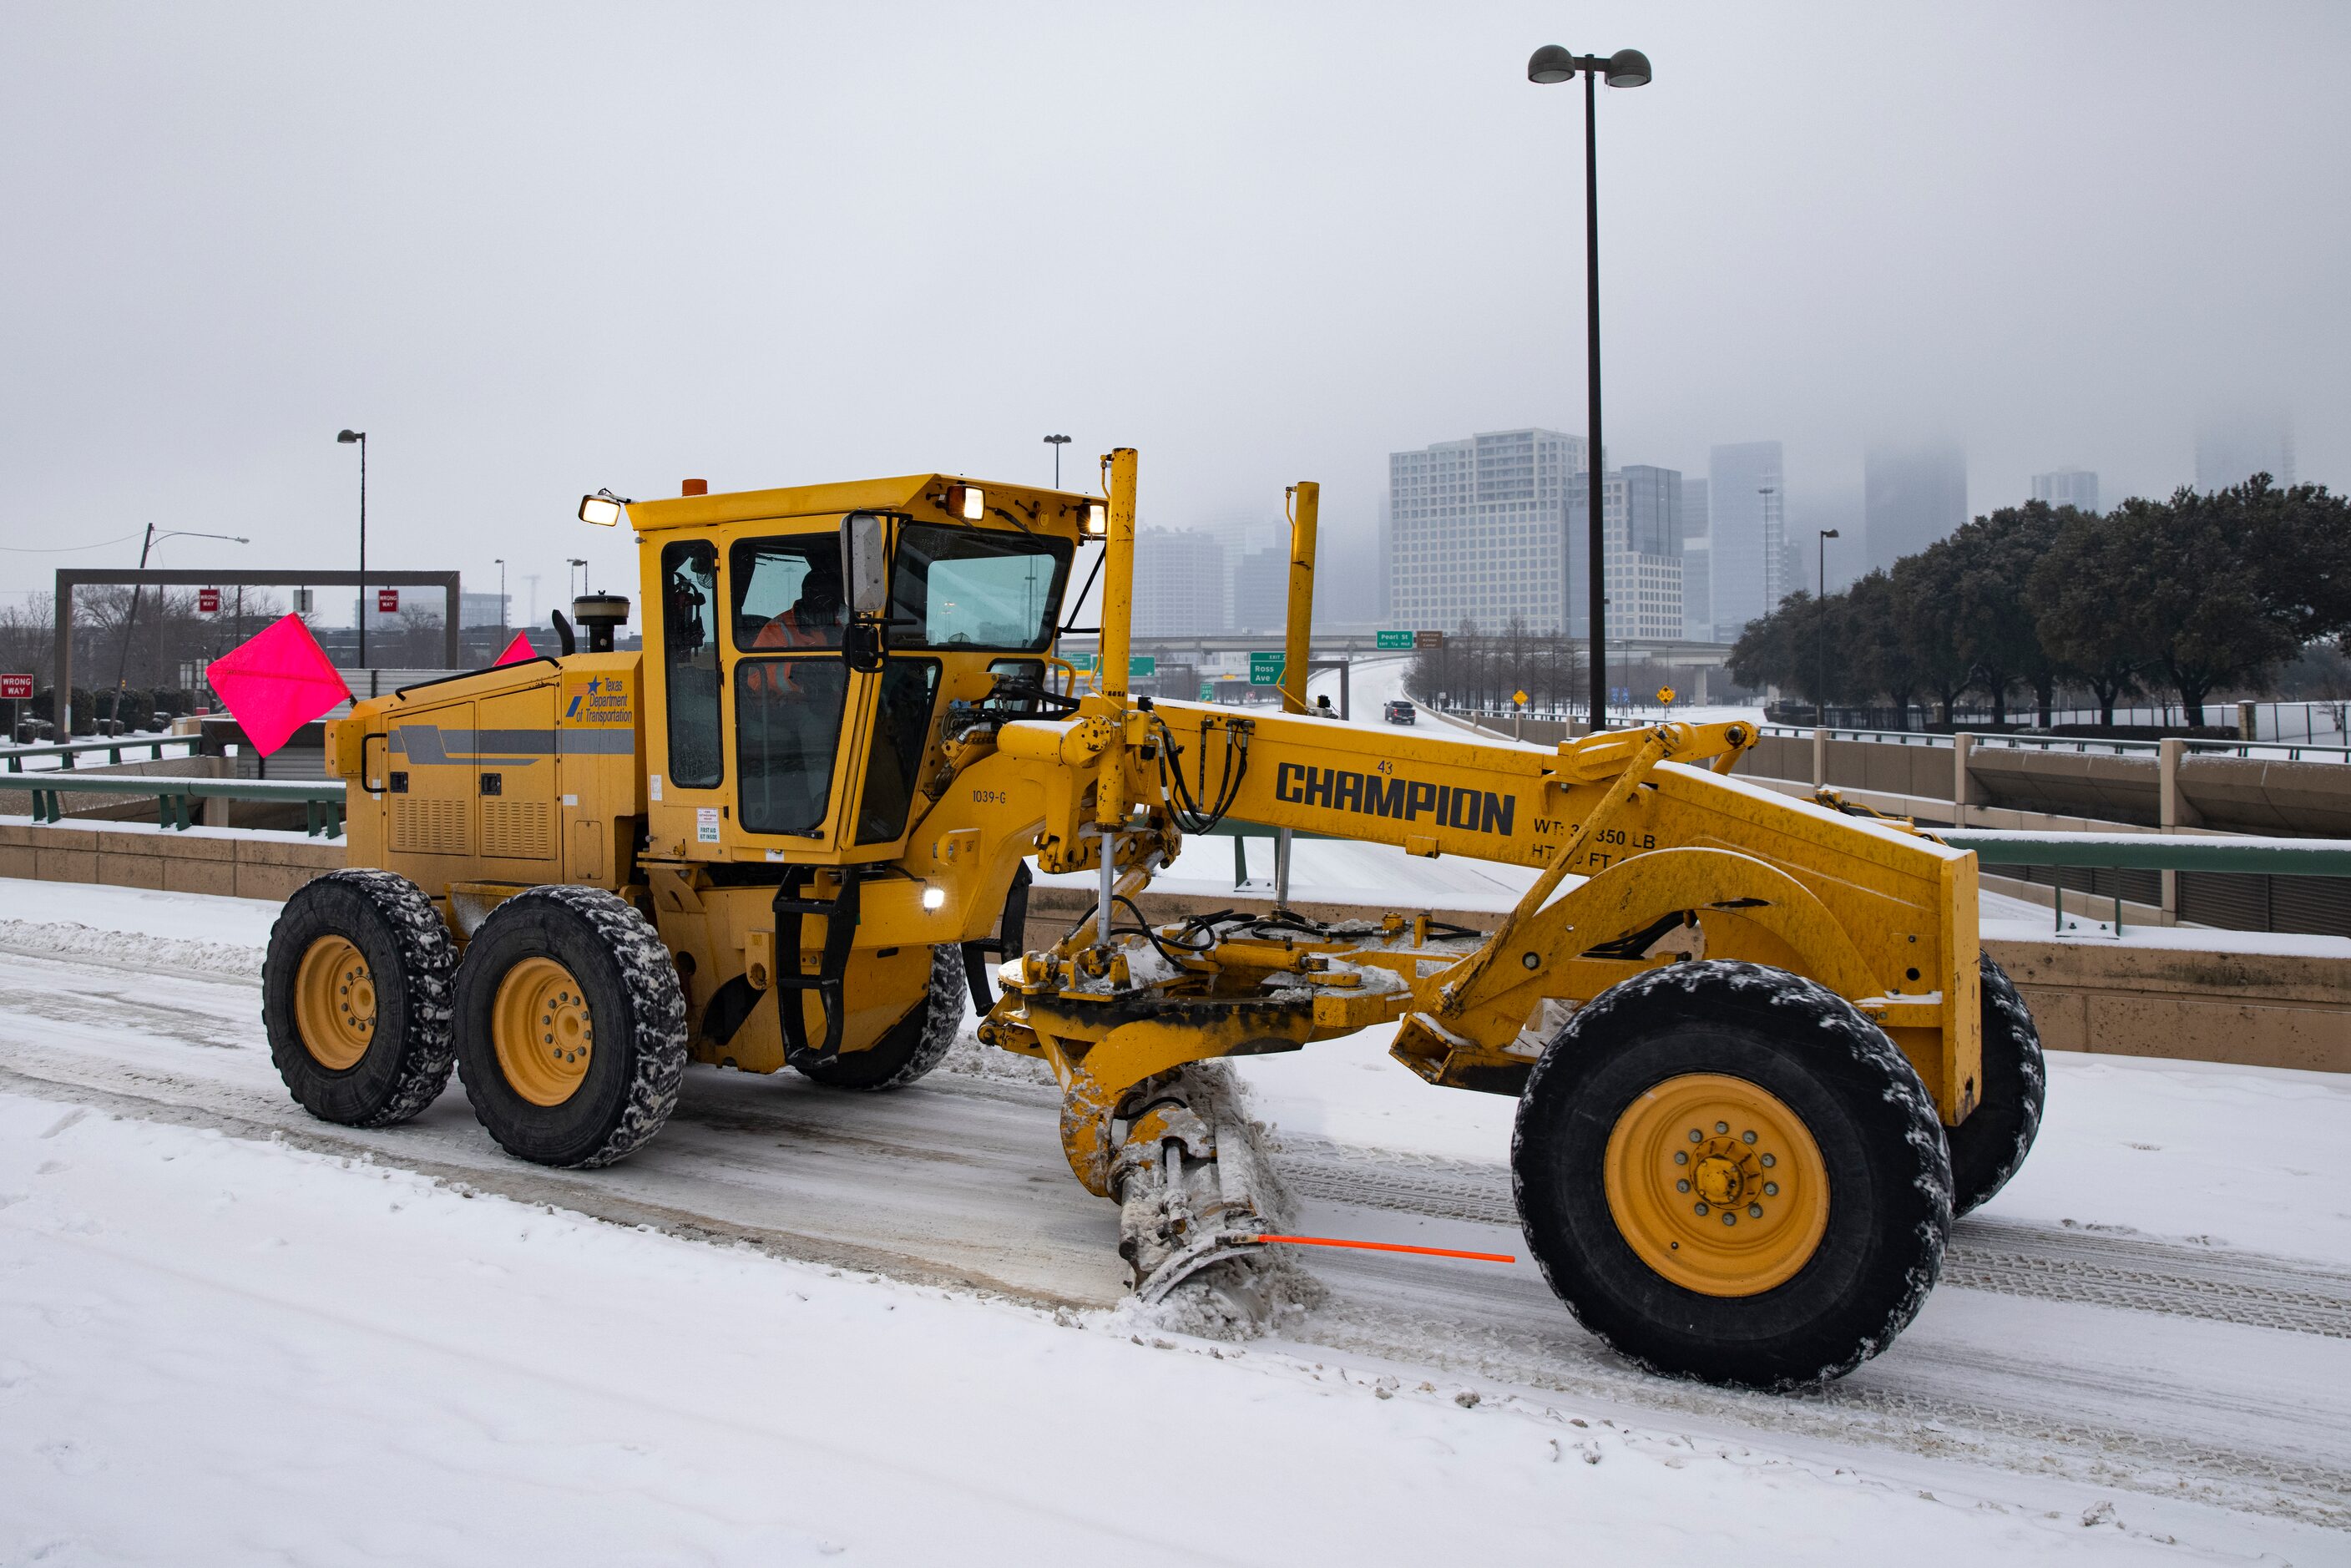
left=1044, top=433, right=1071, bottom=488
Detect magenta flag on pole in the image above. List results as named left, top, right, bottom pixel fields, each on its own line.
left=492, top=631, right=538, bottom=667
left=205, top=615, right=352, bottom=756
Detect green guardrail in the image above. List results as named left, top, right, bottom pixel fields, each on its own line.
left=7, top=773, right=344, bottom=837
left=3, top=734, right=203, bottom=771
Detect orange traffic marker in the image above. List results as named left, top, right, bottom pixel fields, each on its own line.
left=1250, top=1234, right=1517, bottom=1264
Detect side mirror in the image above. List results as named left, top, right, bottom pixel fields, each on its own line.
left=842, top=513, right=890, bottom=618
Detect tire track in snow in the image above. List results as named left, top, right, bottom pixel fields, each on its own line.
left=3, top=931, right=2349, bottom=1525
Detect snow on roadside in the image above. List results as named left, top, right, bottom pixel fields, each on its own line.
left=0, top=1092, right=2268, bottom=1565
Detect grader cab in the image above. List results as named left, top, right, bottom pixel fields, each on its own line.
left=267, top=449, right=2044, bottom=1391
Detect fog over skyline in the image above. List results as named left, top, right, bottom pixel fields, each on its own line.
left=3, top=2, right=2345, bottom=622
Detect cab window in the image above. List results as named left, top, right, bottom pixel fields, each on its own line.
left=886, top=524, right=1071, bottom=651
left=854, top=659, right=941, bottom=845
left=735, top=657, right=847, bottom=836
left=660, top=540, right=722, bottom=789
left=731, top=537, right=846, bottom=651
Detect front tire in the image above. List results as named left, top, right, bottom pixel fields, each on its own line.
left=1946, top=953, right=2046, bottom=1216
left=788, top=944, right=964, bottom=1091
left=453, top=885, right=687, bottom=1168
left=1513, top=960, right=1952, bottom=1390
left=263, top=870, right=456, bottom=1127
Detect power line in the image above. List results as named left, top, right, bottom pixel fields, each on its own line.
left=0, top=531, right=144, bottom=554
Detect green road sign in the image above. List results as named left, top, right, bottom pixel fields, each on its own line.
left=1200, top=682, right=1214, bottom=701
left=1065, top=653, right=1154, bottom=676
left=1249, top=651, right=1286, bottom=685
left=1375, top=630, right=1414, bottom=650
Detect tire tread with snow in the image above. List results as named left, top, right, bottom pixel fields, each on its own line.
left=1947, top=952, right=2046, bottom=1216
left=262, top=869, right=457, bottom=1127
left=453, top=884, right=688, bottom=1168
left=788, top=944, right=965, bottom=1091
left=1512, top=959, right=1954, bottom=1390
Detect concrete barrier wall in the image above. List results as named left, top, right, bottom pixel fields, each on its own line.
left=0, top=821, right=341, bottom=903
left=0, top=825, right=2337, bottom=1074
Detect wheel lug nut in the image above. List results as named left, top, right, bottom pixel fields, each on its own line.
left=1722, top=1213, right=1737, bottom=1226
left=1748, top=1204, right=1763, bottom=1218
left=1715, top=1121, right=1728, bottom=1134
left=1687, top=1130, right=1701, bottom=1143
left=1693, top=1201, right=1708, bottom=1216
left=1673, top=1151, right=1687, bottom=1165
left=1676, top=1179, right=1689, bottom=1193
left=1761, top=1154, right=1776, bottom=1167
left=1764, top=1181, right=1779, bottom=1196
left=1742, top=1130, right=1757, bottom=1144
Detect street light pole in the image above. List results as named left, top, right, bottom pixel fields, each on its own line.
left=1044, top=433, right=1071, bottom=488
left=493, top=559, right=506, bottom=632
left=1817, top=527, right=1841, bottom=723
left=337, top=429, right=367, bottom=669
left=1529, top=43, right=1650, bottom=733
left=109, top=524, right=250, bottom=731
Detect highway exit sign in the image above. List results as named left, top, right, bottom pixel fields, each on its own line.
left=1375, top=630, right=1414, bottom=650
left=1249, top=651, right=1285, bottom=685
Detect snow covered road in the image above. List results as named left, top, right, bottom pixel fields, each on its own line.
left=3, top=883, right=2349, bottom=1561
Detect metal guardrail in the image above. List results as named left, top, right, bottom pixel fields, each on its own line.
left=9, top=773, right=345, bottom=837
left=1755, top=722, right=2351, bottom=764
left=1939, top=829, right=2351, bottom=877
left=3, top=733, right=202, bottom=771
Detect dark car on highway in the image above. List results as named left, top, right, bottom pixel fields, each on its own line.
left=1383, top=699, right=1414, bottom=725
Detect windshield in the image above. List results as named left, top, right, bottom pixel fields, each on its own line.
left=886, top=523, right=1070, bottom=651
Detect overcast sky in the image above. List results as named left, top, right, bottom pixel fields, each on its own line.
left=3, top=2, right=2345, bottom=624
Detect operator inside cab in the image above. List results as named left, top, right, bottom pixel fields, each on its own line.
left=731, top=540, right=852, bottom=837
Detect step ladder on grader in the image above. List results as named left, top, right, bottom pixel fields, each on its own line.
left=264, top=449, right=2044, bottom=1390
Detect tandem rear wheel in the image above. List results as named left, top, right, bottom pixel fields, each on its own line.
left=453, top=884, right=688, bottom=1169
left=263, top=869, right=457, bottom=1128
left=1513, top=960, right=1954, bottom=1390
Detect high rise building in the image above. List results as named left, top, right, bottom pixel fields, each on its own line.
left=1230, top=544, right=1290, bottom=634
left=1680, top=478, right=1711, bottom=641
left=1132, top=528, right=1227, bottom=637
left=1707, top=442, right=1784, bottom=640
left=2030, top=469, right=2100, bottom=513
left=1388, top=428, right=1589, bottom=635
left=1567, top=465, right=1685, bottom=642
left=2196, top=411, right=2295, bottom=491
left=1863, top=439, right=1968, bottom=573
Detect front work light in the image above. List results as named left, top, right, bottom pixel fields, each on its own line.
left=579, top=490, right=630, bottom=528
left=1084, top=503, right=1107, bottom=536
left=922, top=886, right=947, bottom=910
left=945, top=483, right=986, bottom=521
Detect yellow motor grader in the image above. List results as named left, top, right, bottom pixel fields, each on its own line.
left=265, top=449, right=2044, bottom=1389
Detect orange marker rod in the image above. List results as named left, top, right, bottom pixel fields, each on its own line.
left=1250, top=1234, right=1518, bottom=1264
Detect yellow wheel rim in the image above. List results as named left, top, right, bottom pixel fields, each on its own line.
left=492, top=956, right=594, bottom=1107
left=1603, top=1072, right=1831, bottom=1297
left=293, top=934, right=377, bottom=1070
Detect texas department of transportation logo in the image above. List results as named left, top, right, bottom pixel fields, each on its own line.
left=563, top=674, right=633, bottom=726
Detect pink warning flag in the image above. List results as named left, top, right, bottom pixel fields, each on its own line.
left=205, top=615, right=352, bottom=757
left=492, top=630, right=539, bottom=666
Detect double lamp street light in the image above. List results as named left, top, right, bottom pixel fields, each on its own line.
left=1527, top=43, right=1650, bottom=732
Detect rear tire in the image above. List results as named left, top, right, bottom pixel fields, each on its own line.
left=263, top=870, right=455, bottom=1127
left=453, top=885, right=686, bottom=1168
left=1513, top=960, right=1952, bottom=1390
left=789, top=944, right=964, bottom=1091
left=1947, top=953, right=2046, bottom=1216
